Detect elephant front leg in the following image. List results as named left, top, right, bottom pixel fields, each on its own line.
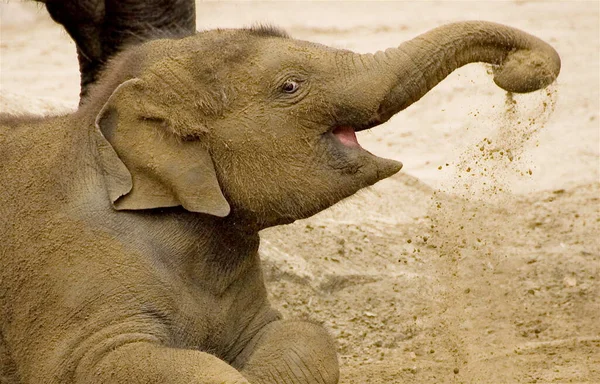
left=234, top=321, right=339, bottom=384
left=76, top=342, right=249, bottom=384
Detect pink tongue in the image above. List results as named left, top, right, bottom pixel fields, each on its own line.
left=333, top=126, right=360, bottom=148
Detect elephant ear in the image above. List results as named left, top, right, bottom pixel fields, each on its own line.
left=94, top=78, right=231, bottom=217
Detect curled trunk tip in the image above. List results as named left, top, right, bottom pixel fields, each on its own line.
left=493, top=48, right=560, bottom=93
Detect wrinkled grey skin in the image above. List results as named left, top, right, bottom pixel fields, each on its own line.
left=0, top=22, right=559, bottom=384
left=35, top=0, right=195, bottom=100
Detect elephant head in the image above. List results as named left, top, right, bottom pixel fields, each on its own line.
left=89, top=22, right=560, bottom=230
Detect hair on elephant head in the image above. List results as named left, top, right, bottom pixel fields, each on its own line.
left=86, top=22, right=560, bottom=231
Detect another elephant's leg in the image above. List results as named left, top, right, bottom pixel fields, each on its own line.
left=235, top=321, right=339, bottom=384
left=76, top=342, right=249, bottom=384
left=42, top=0, right=196, bottom=100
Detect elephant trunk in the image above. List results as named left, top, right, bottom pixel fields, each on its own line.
left=357, top=21, right=560, bottom=127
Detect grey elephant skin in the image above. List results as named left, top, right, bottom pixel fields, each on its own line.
left=0, top=22, right=559, bottom=383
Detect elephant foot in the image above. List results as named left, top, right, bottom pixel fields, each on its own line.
left=234, top=320, right=339, bottom=384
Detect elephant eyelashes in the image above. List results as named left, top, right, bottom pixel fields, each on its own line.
left=282, top=79, right=299, bottom=93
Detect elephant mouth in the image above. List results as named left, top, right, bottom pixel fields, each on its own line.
left=332, top=126, right=361, bottom=148
left=331, top=116, right=384, bottom=149
left=328, top=120, right=403, bottom=180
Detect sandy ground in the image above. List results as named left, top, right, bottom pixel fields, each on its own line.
left=1, top=1, right=599, bottom=383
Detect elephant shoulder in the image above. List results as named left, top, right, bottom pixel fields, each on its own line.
left=0, top=115, right=89, bottom=209
left=0, top=114, right=66, bottom=164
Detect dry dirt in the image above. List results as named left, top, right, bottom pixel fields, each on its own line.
left=1, top=1, right=599, bottom=383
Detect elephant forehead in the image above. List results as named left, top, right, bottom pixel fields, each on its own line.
left=140, top=31, right=256, bottom=69
left=260, top=39, right=340, bottom=67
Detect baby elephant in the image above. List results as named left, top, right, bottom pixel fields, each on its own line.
left=0, top=22, right=559, bottom=383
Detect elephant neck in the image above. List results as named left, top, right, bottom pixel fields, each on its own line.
left=131, top=210, right=262, bottom=295
left=193, top=215, right=262, bottom=272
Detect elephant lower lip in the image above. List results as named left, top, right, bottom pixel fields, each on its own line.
left=332, top=126, right=361, bottom=148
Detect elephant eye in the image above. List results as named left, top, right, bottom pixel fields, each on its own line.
left=282, top=79, right=299, bottom=94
